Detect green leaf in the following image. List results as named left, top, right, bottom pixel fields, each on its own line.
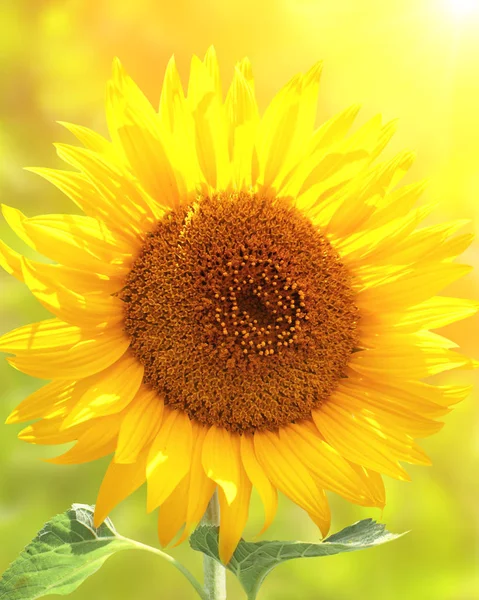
left=0, top=504, right=135, bottom=599
left=0, top=504, right=209, bottom=600
left=190, top=519, right=404, bottom=600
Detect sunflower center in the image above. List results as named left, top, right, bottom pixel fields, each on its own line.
left=120, top=192, right=359, bottom=433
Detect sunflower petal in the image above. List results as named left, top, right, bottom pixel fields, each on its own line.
left=202, top=426, right=240, bottom=504
left=2, top=204, right=132, bottom=275
left=107, top=58, right=180, bottom=208
left=350, top=336, right=474, bottom=379
left=52, top=144, right=164, bottom=227
left=3, top=322, right=130, bottom=380
left=337, top=383, right=444, bottom=437
left=177, top=424, right=215, bottom=544
left=0, top=239, right=24, bottom=281
left=313, top=402, right=418, bottom=480
left=254, top=430, right=330, bottom=535
left=58, top=121, right=113, bottom=155
left=94, top=447, right=148, bottom=526
left=281, top=423, right=385, bottom=507
left=356, top=262, right=473, bottom=310
left=20, top=256, right=123, bottom=329
left=217, top=446, right=252, bottom=564
left=157, top=476, right=190, bottom=547
left=146, top=409, right=193, bottom=511
left=240, top=434, right=277, bottom=534
left=0, top=318, right=83, bottom=352
left=115, top=387, right=164, bottom=464
left=47, top=414, right=120, bottom=464
left=6, top=380, right=75, bottom=424
left=225, top=65, right=259, bottom=189
left=61, top=354, right=144, bottom=427
left=18, top=417, right=87, bottom=445
left=256, top=73, right=302, bottom=189
left=188, top=55, right=231, bottom=190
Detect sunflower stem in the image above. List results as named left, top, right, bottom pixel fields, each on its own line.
left=202, top=490, right=227, bottom=600
left=118, top=536, right=209, bottom=600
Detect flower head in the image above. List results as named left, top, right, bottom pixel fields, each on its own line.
left=1, top=47, right=477, bottom=563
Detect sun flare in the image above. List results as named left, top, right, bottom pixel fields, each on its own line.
left=446, top=0, right=479, bottom=18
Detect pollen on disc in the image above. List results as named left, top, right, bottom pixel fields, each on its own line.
left=120, top=192, right=359, bottom=433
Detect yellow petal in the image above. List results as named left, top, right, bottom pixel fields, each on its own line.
left=6, top=380, right=76, bottom=424
left=27, top=168, right=133, bottom=247
left=281, top=423, right=385, bottom=507
left=256, top=73, right=302, bottom=189
left=107, top=58, right=180, bottom=209
left=177, top=423, right=215, bottom=544
left=356, top=262, right=472, bottom=310
left=349, top=375, right=466, bottom=417
left=381, top=219, right=470, bottom=265
left=254, top=430, right=330, bottom=535
left=202, top=426, right=240, bottom=504
left=0, top=239, right=23, bottom=281
left=61, top=354, right=144, bottom=427
left=336, top=384, right=443, bottom=437
left=313, top=403, right=415, bottom=480
left=203, top=46, right=223, bottom=101
left=188, top=55, right=231, bottom=190
left=21, top=256, right=123, bottom=330
left=158, top=56, right=204, bottom=196
left=47, top=414, right=120, bottom=464
left=2, top=204, right=132, bottom=276
left=0, top=318, right=83, bottom=352
left=157, top=476, right=189, bottom=547
left=51, top=144, right=164, bottom=229
left=26, top=256, right=119, bottom=295
left=292, top=115, right=383, bottom=211
left=218, top=447, right=252, bottom=564
left=275, top=62, right=324, bottom=189
left=367, top=119, right=399, bottom=164
left=146, top=409, right=193, bottom=511
left=326, top=151, right=416, bottom=238
left=158, top=427, right=218, bottom=548
left=337, top=204, right=431, bottom=265
left=348, top=463, right=386, bottom=507
left=350, top=336, right=473, bottom=379
left=18, top=416, right=87, bottom=445
left=225, top=65, right=259, bottom=189
left=5, top=324, right=130, bottom=380
left=115, top=387, right=164, bottom=464
left=159, top=56, right=186, bottom=134
left=0, top=235, right=120, bottom=294
left=58, top=121, right=113, bottom=155
left=366, top=179, right=429, bottom=229
left=94, top=446, right=148, bottom=526
left=310, top=104, right=360, bottom=151
left=240, top=434, right=277, bottom=534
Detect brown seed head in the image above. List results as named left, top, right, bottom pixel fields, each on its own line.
left=120, top=192, right=359, bottom=433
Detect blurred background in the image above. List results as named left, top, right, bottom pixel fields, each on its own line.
left=1, top=0, right=478, bottom=598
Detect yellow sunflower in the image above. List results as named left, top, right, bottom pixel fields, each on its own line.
left=1, top=47, right=477, bottom=564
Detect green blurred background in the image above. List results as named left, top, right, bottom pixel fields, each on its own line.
left=1, top=1, right=478, bottom=598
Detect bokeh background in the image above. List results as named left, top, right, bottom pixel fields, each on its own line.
left=1, top=1, right=478, bottom=598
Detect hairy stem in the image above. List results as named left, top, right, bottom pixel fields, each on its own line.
left=118, top=536, right=209, bottom=600
left=202, top=491, right=227, bottom=600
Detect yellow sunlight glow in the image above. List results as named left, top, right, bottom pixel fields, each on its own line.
left=446, top=0, right=479, bottom=17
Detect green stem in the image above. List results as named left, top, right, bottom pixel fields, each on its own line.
left=201, top=491, right=227, bottom=600
left=118, top=535, right=209, bottom=600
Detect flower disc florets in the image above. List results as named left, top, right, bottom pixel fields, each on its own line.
left=120, top=191, right=359, bottom=432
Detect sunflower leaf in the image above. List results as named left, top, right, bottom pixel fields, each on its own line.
left=0, top=504, right=136, bottom=599
left=190, top=519, right=404, bottom=600
left=0, top=504, right=211, bottom=600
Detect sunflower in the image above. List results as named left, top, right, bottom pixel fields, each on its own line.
left=1, top=47, right=477, bottom=564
